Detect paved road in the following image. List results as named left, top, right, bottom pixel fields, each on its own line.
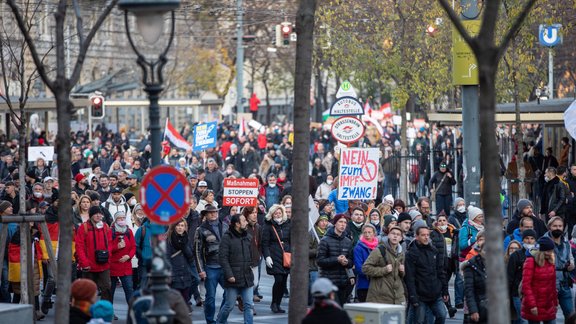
left=41, top=273, right=566, bottom=323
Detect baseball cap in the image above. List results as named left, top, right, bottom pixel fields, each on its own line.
left=111, top=187, right=122, bottom=194
left=198, top=181, right=208, bottom=187
left=43, top=176, right=55, bottom=183
left=127, top=174, right=138, bottom=179
left=311, top=278, right=338, bottom=298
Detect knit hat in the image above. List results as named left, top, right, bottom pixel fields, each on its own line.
left=89, top=206, right=103, bottom=218
left=74, top=173, right=85, bottom=183
left=124, top=192, right=134, bottom=202
left=408, top=209, right=422, bottom=220
left=538, top=237, right=555, bottom=251
left=383, top=215, right=397, bottom=228
left=90, top=300, right=114, bottom=322
left=467, top=206, right=484, bottom=221
left=332, top=213, right=349, bottom=224
left=453, top=197, right=465, bottom=207
left=522, top=229, right=537, bottom=240
left=114, top=211, right=126, bottom=220
left=517, top=199, right=533, bottom=213
left=397, top=212, right=412, bottom=224
left=383, top=194, right=394, bottom=205
left=0, top=200, right=12, bottom=214
left=316, top=214, right=329, bottom=223
left=361, top=223, right=377, bottom=234
left=411, top=219, right=428, bottom=232
left=71, top=279, right=97, bottom=302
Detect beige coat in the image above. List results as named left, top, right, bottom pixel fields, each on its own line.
left=362, top=238, right=405, bottom=304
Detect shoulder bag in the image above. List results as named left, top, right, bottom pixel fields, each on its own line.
left=272, top=226, right=291, bottom=268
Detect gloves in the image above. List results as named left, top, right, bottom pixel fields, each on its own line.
left=265, top=256, right=274, bottom=268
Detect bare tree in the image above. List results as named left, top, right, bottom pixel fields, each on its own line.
left=6, top=1, right=119, bottom=322
left=290, top=0, right=317, bottom=323
left=437, top=0, right=537, bottom=322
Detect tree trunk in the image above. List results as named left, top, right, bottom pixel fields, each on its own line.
left=399, top=100, right=409, bottom=202
left=54, top=93, right=73, bottom=324
left=289, top=0, right=316, bottom=323
left=478, top=53, right=510, bottom=323
left=18, top=115, right=31, bottom=305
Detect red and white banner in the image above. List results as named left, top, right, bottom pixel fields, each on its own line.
left=223, top=178, right=259, bottom=206
left=380, top=102, right=393, bottom=118
left=164, top=118, right=192, bottom=151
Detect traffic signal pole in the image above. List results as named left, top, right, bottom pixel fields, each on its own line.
left=461, top=0, right=481, bottom=207
left=235, top=0, right=244, bottom=121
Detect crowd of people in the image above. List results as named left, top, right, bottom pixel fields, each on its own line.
left=0, top=120, right=574, bottom=324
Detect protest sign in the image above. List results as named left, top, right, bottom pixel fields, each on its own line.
left=28, top=146, right=54, bottom=162
left=193, top=121, right=217, bottom=151
left=223, top=178, right=259, bottom=206
left=338, top=147, right=380, bottom=200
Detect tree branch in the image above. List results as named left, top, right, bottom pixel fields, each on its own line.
left=436, top=0, right=476, bottom=48
left=497, top=0, right=538, bottom=58
left=72, top=0, right=86, bottom=49
left=5, top=0, right=54, bottom=92
left=69, top=0, right=119, bottom=88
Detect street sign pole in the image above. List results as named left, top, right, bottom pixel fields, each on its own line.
left=461, top=0, right=481, bottom=207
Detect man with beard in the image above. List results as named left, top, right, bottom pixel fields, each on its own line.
left=507, top=199, right=547, bottom=237
left=417, top=197, right=434, bottom=228
left=347, top=207, right=365, bottom=246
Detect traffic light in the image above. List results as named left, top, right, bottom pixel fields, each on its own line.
left=90, top=94, right=105, bottom=118
left=281, top=23, right=292, bottom=46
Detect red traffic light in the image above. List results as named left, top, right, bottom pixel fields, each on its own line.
left=281, top=25, right=291, bottom=35
left=92, top=97, right=102, bottom=105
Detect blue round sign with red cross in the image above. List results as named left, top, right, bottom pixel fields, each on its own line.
left=140, top=165, right=191, bottom=225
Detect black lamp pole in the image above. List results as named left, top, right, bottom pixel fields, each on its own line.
left=120, top=1, right=179, bottom=323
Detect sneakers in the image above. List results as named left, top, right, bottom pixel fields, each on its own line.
left=253, top=295, right=261, bottom=303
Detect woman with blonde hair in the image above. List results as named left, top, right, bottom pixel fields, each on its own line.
left=521, top=237, right=558, bottom=324
left=72, top=194, right=92, bottom=226
left=262, top=204, right=291, bottom=313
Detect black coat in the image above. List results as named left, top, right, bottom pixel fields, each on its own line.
left=429, top=170, right=456, bottom=196
left=219, top=227, right=254, bottom=288
left=69, top=306, right=91, bottom=324
left=507, top=248, right=527, bottom=297
left=316, top=227, right=354, bottom=287
left=463, top=255, right=487, bottom=321
left=404, top=240, right=447, bottom=304
left=302, top=300, right=353, bottom=324
left=166, top=235, right=194, bottom=290
left=506, top=211, right=547, bottom=238
left=193, top=221, right=229, bottom=273
left=262, top=220, right=291, bottom=275
left=540, top=176, right=566, bottom=217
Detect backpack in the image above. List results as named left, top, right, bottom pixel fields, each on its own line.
left=378, top=245, right=389, bottom=265
left=409, top=164, right=420, bottom=184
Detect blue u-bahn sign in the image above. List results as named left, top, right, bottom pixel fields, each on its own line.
left=539, top=24, right=562, bottom=47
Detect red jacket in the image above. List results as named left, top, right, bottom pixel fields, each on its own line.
left=75, top=222, right=113, bottom=272
left=521, top=256, right=558, bottom=321
left=109, top=228, right=136, bottom=277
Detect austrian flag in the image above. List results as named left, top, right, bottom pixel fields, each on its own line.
left=163, top=118, right=192, bottom=151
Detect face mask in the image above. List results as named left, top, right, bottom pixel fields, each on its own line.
left=274, top=218, right=283, bottom=224
left=439, top=225, right=448, bottom=231
left=116, top=220, right=127, bottom=227
left=136, top=213, right=145, bottom=219
left=551, top=229, right=563, bottom=238
left=33, top=192, right=43, bottom=198
left=95, top=221, right=104, bottom=229
left=371, top=220, right=380, bottom=226
left=129, top=199, right=136, bottom=206
left=523, top=243, right=535, bottom=250
left=326, top=180, right=333, bottom=185
left=269, top=184, right=276, bottom=188
left=544, top=176, right=550, bottom=182
left=353, top=221, right=364, bottom=227
left=457, top=206, right=466, bottom=213
left=44, top=194, right=51, bottom=199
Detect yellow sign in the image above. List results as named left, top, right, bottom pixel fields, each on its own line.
left=452, top=20, right=481, bottom=85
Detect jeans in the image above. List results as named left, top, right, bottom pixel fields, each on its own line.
left=216, top=286, right=254, bottom=324
left=557, top=284, right=573, bottom=317
left=0, top=259, right=9, bottom=303
left=454, top=270, right=464, bottom=305
left=413, top=298, right=447, bottom=324
left=204, top=267, right=226, bottom=324
left=308, top=271, right=318, bottom=305
left=42, top=264, right=56, bottom=303
left=138, top=263, right=149, bottom=289
left=384, top=173, right=398, bottom=197
left=110, top=275, right=133, bottom=304
left=512, top=296, right=526, bottom=324
left=435, top=194, right=452, bottom=216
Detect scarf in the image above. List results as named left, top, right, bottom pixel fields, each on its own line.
left=170, top=231, right=188, bottom=251
left=74, top=301, right=92, bottom=315
left=468, top=219, right=484, bottom=232
left=114, top=223, right=128, bottom=234
left=315, top=226, right=327, bottom=238
left=360, top=236, right=378, bottom=250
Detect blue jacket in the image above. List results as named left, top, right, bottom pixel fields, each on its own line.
left=459, top=221, right=481, bottom=253
left=353, top=240, right=375, bottom=290
left=135, top=220, right=154, bottom=262
left=329, top=189, right=348, bottom=214
left=503, top=228, right=522, bottom=250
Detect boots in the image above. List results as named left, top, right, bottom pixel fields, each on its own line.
left=270, top=303, right=286, bottom=314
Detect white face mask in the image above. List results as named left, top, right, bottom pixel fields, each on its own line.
left=274, top=218, right=283, bottom=224
left=326, top=180, right=333, bottom=185
left=523, top=243, right=535, bottom=250
left=439, top=225, right=448, bottom=231
left=457, top=206, right=466, bottom=213
left=269, top=183, right=276, bottom=188
left=95, top=221, right=104, bottom=229
left=116, top=220, right=127, bottom=227
left=544, top=176, right=550, bottom=182
left=129, top=199, right=136, bottom=206
left=33, top=192, right=43, bottom=198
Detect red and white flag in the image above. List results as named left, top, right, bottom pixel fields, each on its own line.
left=381, top=102, right=393, bottom=118
left=163, top=118, right=192, bottom=151
left=238, top=118, right=247, bottom=138
left=364, top=99, right=372, bottom=117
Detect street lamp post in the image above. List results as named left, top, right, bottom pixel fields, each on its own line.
left=119, top=1, right=180, bottom=323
